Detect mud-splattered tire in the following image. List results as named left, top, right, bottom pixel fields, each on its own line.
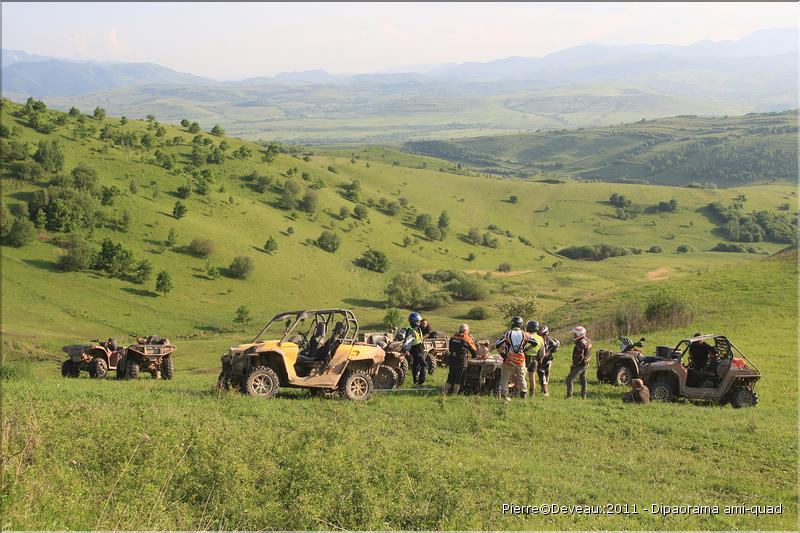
left=730, top=386, right=758, bottom=408
left=339, top=370, right=374, bottom=401
left=125, top=358, right=140, bottom=380
left=596, top=367, right=606, bottom=383
left=395, top=359, right=408, bottom=387
left=61, top=360, right=80, bottom=378
left=216, top=371, right=229, bottom=391
left=613, top=365, right=634, bottom=387
left=243, top=366, right=279, bottom=399
left=161, top=357, right=174, bottom=380
left=426, top=354, right=437, bottom=375
left=650, top=380, right=674, bottom=402
left=89, top=358, right=108, bottom=379
left=373, top=364, right=399, bottom=389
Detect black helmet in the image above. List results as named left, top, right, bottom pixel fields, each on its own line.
left=511, top=316, right=524, bottom=329
left=525, top=320, right=540, bottom=333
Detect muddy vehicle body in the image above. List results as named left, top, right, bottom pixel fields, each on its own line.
left=119, top=335, right=176, bottom=380
left=596, top=337, right=674, bottom=386
left=459, top=342, right=510, bottom=395
left=639, top=334, right=760, bottom=408
left=357, top=332, right=408, bottom=388
left=219, top=309, right=385, bottom=401
left=61, top=339, right=123, bottom=379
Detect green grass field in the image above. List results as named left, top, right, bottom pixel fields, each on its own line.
left=1, top=99, right=798, bottom=530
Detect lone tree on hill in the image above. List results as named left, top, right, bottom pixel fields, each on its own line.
left=172, top=201, right=188, bottom=219
left=155, top=271, right=173, bottom=296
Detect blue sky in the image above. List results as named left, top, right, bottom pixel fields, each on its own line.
left=2, top=2, right=798, bottom=79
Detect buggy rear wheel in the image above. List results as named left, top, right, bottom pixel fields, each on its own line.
left=243, top=366, right=279, bottom=399
left=161, top=357, right=174, bottom=380
left=125, top=358, right=140, bottom=380
left=89, top=358, right=108, bottom=379
left=373, top=364, right=399, bottom=389
left=730, top=386, right=758, bottom=408
left=61, top=360, right=80, bottom=378
left=340, top=370, right=374, bottom=401
left=613, top=365, right=633, bottom=387
left=650, top=380, right=674, bottom=402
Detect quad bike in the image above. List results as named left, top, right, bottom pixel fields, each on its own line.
left=118, top=335, right=176, bottom=380
left=357, top=332, right=408, bottom=389
left=61, top=338, right=124, bottom=379
left=218, top=309, right=385, bottom=401
left=639, top=334, right=760, bottom=408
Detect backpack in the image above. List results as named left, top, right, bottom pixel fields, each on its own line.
left=503, top=329, right=528, bottom=367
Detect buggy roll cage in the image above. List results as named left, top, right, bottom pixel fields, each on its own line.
left=672, top=334, right=759, bottom=373
left=251, top=309, right=360, bottom=346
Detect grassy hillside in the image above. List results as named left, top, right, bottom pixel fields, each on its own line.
left=1, top=98, right=797, bottom=358
left=2, top=250, right=796, bottom=530
left=402, top=111, right=798, bottom=187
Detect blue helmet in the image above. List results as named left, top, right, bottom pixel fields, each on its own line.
left=408, top=312, right=422, bottom=326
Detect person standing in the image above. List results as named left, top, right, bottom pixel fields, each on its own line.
left=403, top=312, right=427, bottom=385
left=565, top=326, right=591, bottom=399
left=537, top=325, right=560, bottom=397
left=495, top=316, right=532, bottom=401
left=524, top=320, right=544, bottom=397
left=444, top=323, right=477, bottom=396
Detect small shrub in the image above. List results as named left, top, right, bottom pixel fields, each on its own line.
left=648, top=245, right=663, bottom=253
left=356, top=249, right=390, bottom=272
left=382, top=309, right=403, bottom=330
left=133, top=260, right=153, bottom=284
left=644, top=287, right=695, bottom=328
left=497, top=262, right=512, bottom=272
left=233, top=305, right=251, bottom=325
left=316, top=231, right=341, bottom=253
left=263, top=236, right=278, bottom=254
left=4, top=217, right=36, bottom=247
left=229, top=256, right=254, bottom=279
left=172, top=201, right=188, bottom=219
left=189, top=238, right=215, bottom=257
left=58, top=235, right=93, bottom=271
left=155, top=271, right=173, bottom=296
left=676, top=244, right=694, bottom=253
left=466, top=306, right=488, bottom=320
left=446, top=275, right=488, bottom=301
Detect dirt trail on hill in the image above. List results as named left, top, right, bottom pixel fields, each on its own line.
left=646, top=267, right=671, bottom=281
left=464, top=269, right=533, bottom=277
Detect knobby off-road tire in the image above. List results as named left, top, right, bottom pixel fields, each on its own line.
left=373, top=364, right=399, bottom=389
left=161, top=357, right=174, bottom=380
left=596, top=367, right=606, bottom=383
left=243, top=366, right=279, bottom=399
left=613, top=365, right=633, bottom=387
left=216, top=371, right=230, bottom=391
left=395, top=359, right=408, bottom=387
left=125, top=358, right=140, bottom=380
left=339, top=370, right=374, bottom=401
left=650, top=380, right=674, bottom=402
left=730, top=386, right=758, bottom=408
left=61, top=360, right=80, bottom=378
left=116, top=363, right=125, bottom=380
left=426, top=354, right=437, bottom=375
left=89, top=357, right=108, bottom=379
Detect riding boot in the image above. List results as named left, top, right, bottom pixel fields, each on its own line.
left=542, top=383, right=550, bottom=397
left=520, top=391, right=527, bottom=400
left=528, top=373, right=536, bottom=396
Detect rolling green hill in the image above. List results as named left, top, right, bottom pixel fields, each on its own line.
left=402, top=111, right=798, bottom=186
left=1, top=97, right=797, bottom=357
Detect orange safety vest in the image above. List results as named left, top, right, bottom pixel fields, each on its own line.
left=503, top=329, right=529, bottom=367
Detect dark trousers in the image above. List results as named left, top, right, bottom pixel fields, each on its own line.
left=410, top=344, right=427, bottom=385
left=537, top=358, right=552, bottom=387
left=566, top=363, right=588, bottom=398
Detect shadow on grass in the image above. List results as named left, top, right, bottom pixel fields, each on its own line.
left=121, top=287, right=159, bottom=298
left=22, top=258, right=60, bottom=272
left=342, top=297, right=385, bottom=309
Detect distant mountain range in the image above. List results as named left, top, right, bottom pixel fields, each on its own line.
left=2, top=27, right=797, bottom=142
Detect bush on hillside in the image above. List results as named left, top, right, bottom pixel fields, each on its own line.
left=559, top=244, right=631, bottom=261
left=495, top=295, right=541, bottom=323
left=711, top=242, right=767, bottom=254
left=676, top=244, right=694, bottom=253
left=188, top=238, right=215, bottom=257
left=466, top=306, right=489, bottom=320
left=92, top=238, right=135, bottom=277
left=356, top=249, right=390, bottom=273
left=497, top=262, right=512, bottom=272
left=229, top=256, right=254, bottom=279
left=648, top=245, right=663, bottom=253
left=4, top=216, right=36, bottom=247
left=57, top=235, right=93, bottom=271
left=446, top=275, right=488, bottom=301
left=385, top=272, right=450, bottom=310
left=316, top=231, right=341, bottom=253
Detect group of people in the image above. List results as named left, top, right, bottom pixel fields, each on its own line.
left=401, top=312, right=654, bottom=403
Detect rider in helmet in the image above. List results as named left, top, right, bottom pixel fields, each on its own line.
left=536, top=325, right=560, bottom=397
left=494, top=316, right=534, bottom=401
left=565, top=326, right=592, bottom=399
left=524, top=320, right=544, bottom=397
left=402, top=312, right=427, bottom=385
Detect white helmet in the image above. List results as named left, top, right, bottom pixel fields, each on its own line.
left=570, top=326, right=587, bottom=340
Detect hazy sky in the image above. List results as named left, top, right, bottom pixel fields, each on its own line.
left=2, top=2, right=798, bottom=79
